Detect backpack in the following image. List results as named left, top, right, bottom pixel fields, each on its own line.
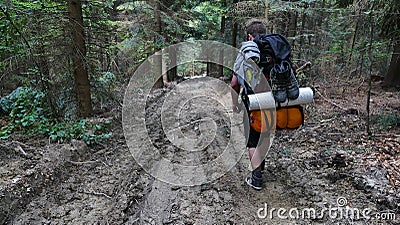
left=253, top=34, right=304, bottom=130
left=233, top=36, right=304, bottom=131
left=249, top=109, right=275, bottom=133
left=233, top=41, right=262, bottom=95
left=253, top=34, right=293, bottom=79
left=276, top=105, right=304, bottom=129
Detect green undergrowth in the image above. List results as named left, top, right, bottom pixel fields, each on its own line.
left=372, top=111, right=400, bottom=131
left=0, top=87, right=111, bottom=145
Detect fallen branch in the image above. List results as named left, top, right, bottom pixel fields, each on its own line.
left=67, top=160, right=99, bottom=165
left=314, top=88, right=347, bottom=111
left=296, top=61, right=312, bottom=74
left=0, top=142, right=31, bottom=159
left=81, top=189, right=112, bottom=199
left=15, top=145, right=28, bottom=157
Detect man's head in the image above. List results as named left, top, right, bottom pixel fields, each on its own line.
left=244, top=18, right=267, bottom=41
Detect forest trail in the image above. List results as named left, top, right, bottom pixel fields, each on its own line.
left=1, top=78, right=399, bottom=224
left=126, top=77, right=297, bottom=224
left=2, top=0, right=400, bottom=224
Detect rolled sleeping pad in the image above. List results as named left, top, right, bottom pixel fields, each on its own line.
left=248, top=87, right=314, bottom=110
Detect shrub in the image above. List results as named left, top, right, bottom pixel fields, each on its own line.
left=374, top=111, right=400, bottom=131
left=0, top=86, right=111, bottom=145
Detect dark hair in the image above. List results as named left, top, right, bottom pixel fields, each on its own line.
left=244, top=18, right=267, bottom=39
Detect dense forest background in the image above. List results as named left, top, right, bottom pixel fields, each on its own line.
left=0, top=0, right=399, bottom=143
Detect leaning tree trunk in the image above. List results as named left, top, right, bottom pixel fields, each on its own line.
left=383, top=42, right=400, bottom=87
left=67, top=0, right=93, bottom=118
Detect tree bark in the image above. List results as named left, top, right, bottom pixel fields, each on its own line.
left=231, top=0, right=239, bottom=48
left=67, top=0, right=93, bottom=118
left=383, top=42, right=400, bottom=87
left=232, top=22, right=238, bottom=48
left=288, top=11, right=297, bottom=48
left=153, top=0, right=164, bottom=88
left=366, top=6, right=375, bottom=135
left=298, top=7, right=306, bottom=59
left=167, top=46, right=177, bottom=82
left=218, top=6, right=226, bottom=77
left=348, top=0, right=359, bottom=62
left=264, top=0, right=269, bottom=29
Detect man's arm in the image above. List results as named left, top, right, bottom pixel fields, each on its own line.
left=230, top=74, right=241, bottom=113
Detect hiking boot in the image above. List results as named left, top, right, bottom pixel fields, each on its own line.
left=287, top=71, right=299, bottom=100
left=246, top=174, right=263, bottom=190
left=270, top=61, right=291, bottom=103
left=271, top=82, right=287, bottom=103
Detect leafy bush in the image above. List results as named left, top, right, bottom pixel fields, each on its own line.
left=0, top=87, right=33, bottom=114
left=0, top=86, right=111, bottom=145
left=49, top=119, right=111, bottom=146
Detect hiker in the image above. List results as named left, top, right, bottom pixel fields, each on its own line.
left=231, top=18, right=300, bottom=190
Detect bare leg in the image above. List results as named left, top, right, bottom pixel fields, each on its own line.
left=248, top=147, right=257, bottom=169
left=249, top=136, right=271, bottom=170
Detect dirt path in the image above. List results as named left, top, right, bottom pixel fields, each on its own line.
left=1, top=78, right=399, bottom=224
left=126, top=77, right=298, bottom=224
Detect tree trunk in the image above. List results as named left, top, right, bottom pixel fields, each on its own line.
left=167, top=46, right=177, bottom=82
left=207, top=44, right=218, bottom=77
left=366, top=6, right=375, bottom=135
left=218, top=52, right=224, bottom=77
left=264, top=0, right=269, bottom=29
left=153, top=0, right=164, bottom=88
left=288, top=11, right=298, bottom=49
left=218, top=6, right=226, bottom=77
left=232, top=22, right=238, bottom=48
left=383, top=42, right=400, bottom=87
left=153, top=52, right=163, bottom=88
left=231, top=0, right=239, bottom=48
left=67, top=0, right=93, bottom=118
left=307, top=2, right=315, bottom=58
left=38, top=44, right=58, bottom=116
left=298, top=8, right=306, bottom=59
left=348, top=0, right=360, bottom=66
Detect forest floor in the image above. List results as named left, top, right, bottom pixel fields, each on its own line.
left=0, top=77, right=399, bottom=225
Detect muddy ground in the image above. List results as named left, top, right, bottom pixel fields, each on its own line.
left=0, top=78, right=399, bottom=224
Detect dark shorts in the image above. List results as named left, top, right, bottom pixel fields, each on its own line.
left=243, top=107, right=261, bottom=148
